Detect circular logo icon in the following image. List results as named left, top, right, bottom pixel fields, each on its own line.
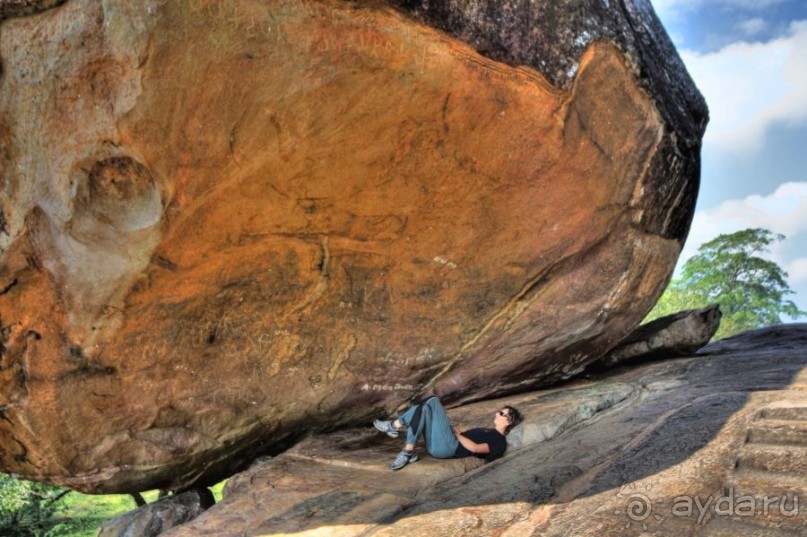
left=626, top=492, right=653, bottom=521
left=614, top=483, right=664, bottom=531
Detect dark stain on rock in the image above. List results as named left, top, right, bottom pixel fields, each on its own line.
left=299, top=199, right=318, bottom=214
left=63, top=363, right=117, bottom=379
left=24, top=252, right=41, bottom=270
left=0, top=0, right=68, bottom=21
left=11, top=436, right=28, bottom=463
left=0, top=208, right=8, bottom=237
left=0, top=408, right=12, bottom=425
left=87, top=157, right=154, bottom=204
left=0, top=321, right=12, bottom=365
left=25, top=330, right=40, bottom=341
left=0, top=120, right=17, bottom=220
left=154, top=255, right=179, bottom=271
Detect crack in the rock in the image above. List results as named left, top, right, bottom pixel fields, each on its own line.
left=421, top=231, right=617, bottom=400
left=153, top=255, right=178, bottom=271
left=441, top=92, right=451, bottom=135
left=0, top=277, right=17, bottom=296
left=11, top=434, right=28, bottom=463
left=317, top=236, right=330, bottom=278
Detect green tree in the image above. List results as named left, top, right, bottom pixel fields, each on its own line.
left=647, top=228, right=806, bottom=339
left=0, top=473, right=71, bottom=536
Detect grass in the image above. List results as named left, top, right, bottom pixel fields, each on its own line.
left=53, top=481, right=227, bottom=536
left=57, top=493, right=137, bottom=537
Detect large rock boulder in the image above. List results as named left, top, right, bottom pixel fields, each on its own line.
left=0, top=0, right=707, bottom=493
left=590, top=304, right=722, bottom=369
left=98, top=488, right=215, bottom=537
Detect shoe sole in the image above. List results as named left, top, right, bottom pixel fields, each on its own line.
left=373, top=421, right=399, bottom=438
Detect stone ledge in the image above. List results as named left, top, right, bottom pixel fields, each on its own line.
left=164, top=380, right=635, bottom=536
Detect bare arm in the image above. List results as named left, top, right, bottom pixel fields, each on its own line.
left=453, top=427, right=491, bottom=454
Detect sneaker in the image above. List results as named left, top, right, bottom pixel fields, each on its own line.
left=373, top=419, right=399, bottom=438
left=389, top=449, right=418, bottom=470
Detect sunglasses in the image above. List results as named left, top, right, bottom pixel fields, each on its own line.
left=497, top=410, right=512, bottom=422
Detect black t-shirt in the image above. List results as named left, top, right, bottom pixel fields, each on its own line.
left=453, top=428, right=507, bottom=461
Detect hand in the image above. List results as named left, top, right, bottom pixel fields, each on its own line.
left=452, top=425, right=461, bottom=436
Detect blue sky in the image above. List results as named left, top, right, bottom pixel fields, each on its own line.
left=652, top=0, right=807, bottom=318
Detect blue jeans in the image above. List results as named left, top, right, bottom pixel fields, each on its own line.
left=397, top=396, right=458, bottom=458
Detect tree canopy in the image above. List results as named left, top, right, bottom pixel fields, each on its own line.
left=0, top=472, right=70, bottom=536
left=647, top=228, right=806, bottom=339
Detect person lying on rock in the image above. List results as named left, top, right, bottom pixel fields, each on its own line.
left=373, top=395, right=523, bottom=470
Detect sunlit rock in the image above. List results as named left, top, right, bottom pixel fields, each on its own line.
left=0, top=0, right=706, bottom=492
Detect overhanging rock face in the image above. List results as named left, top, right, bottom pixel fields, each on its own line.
left=0, top=0, right=707, bottom=493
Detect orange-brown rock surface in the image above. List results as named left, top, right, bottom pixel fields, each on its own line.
left=0, top=0, right=707, bottom=493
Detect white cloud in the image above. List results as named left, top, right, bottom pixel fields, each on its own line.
left=679, top=182, right=807, bottom=311
left=683, top=182, right=807, bottom=259
left=680, top=21, right=807, bottom=154
left=653, top=0, right=788, bottom=20
left=786, top=270, right=807, bottom=317
left=737, top=17, right=768, bottom=36
left=787, top=258, right=807, bottom=284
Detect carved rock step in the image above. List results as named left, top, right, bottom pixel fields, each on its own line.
left=746, top=419, right=807, bottom=446
left=757, top=407, right=807, bottom=421
left=729, top=468, right=807, bottom=504
left=697, top=515, right=805, bottom=537
left=722, top=471, right=805, bottom=531
left=735, top=445, right=807, bottom=475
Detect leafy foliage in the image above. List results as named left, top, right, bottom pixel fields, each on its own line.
left=0, top=472, right=73, bottom=536
left=647, top=228, right=806, bottom=339
left=1, top=473, right=228, bottom=536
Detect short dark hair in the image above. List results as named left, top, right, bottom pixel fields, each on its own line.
left=502, top=405, right=523, bottom=435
